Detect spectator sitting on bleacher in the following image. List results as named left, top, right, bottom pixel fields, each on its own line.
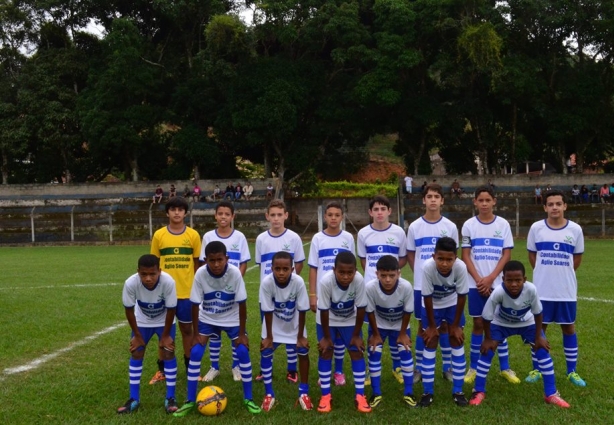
left=600, top=184, right=610, bottom=203
left=192, top=182, right=201, bottom=202
left=450, top=179, right=463, bottom=198
left=534, top=184, right=542, bottom=204
left=224, top=182, right=235, bottom=200
left=571, top=184, right=580, bottom=204
left=580, top=185, right=589, bottom=203
left=488, top=179, right=496, bottom=195
left=590, top=184, right=599, bottom=203
left=266, top=183, right=274, bottom=199
left=244, top=182, right=254, bottom=200
left=169, top=184, right=176, bottom=199
left=153, top=185, right=163, bottom=203
left=235, top=183, right=243, bottom=200
left=212, top=185, right=221, bottom=200
left=545, top=184, right=552, bottom=192
left=420, top=180, right=427, bottom=193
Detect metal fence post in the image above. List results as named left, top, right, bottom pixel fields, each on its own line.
left=30, top=207, right=36, bottom=243
left=149, top=203, right=154, bottom=240
left=515, top=198, right=520, bottom=238
left=71, top=206, right=75, bottom=241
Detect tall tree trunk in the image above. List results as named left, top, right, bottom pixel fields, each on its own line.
left=510, top=103, right=517, bottom=174
left=1, top=148, right=8, bottom=184
left=264, top=143, right=272, bottom=178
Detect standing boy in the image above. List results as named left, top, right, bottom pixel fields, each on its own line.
left=260, top=251, right=312, bottom=411
left=255, top=199, right=306, bottom=382
left=173, top=241, right=261, bottom=416
left=406, top=183, right=458, bottom=383
left=316, top=252, right=371, bottom=413
left=366, top=255, right=417, bottom=408
left=198, top=201, right=251, bottom=383
left=308, top=201, right=355, bottom=385
left=117, top=254, right=178, bottom=414
left=461, top=185, right=519, bottom=385
left=420, top=237, right=469, bottom=407
left=357, top=195, right=407, bottom=383
left=526, top=190, right=585, bottom=387
left=469, top=260, right=570, bottom=408
left=150, top=197, right=201, bottom=384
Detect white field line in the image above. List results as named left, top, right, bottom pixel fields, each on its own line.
left=1, top=323, right=126, bottom=380
left=578, top=296, right=614, bottom=304
left=0, top=282, right=121, bottom=291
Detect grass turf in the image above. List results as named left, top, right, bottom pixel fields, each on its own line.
left=0, top=241, right=611, bottom=424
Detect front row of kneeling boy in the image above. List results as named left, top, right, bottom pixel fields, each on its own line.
left=119, top=237, right=570, bottom=416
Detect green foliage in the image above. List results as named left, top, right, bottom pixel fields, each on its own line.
left=457, top=22, right=503, bottom=72
left=305, top=180, right=398, bottom=198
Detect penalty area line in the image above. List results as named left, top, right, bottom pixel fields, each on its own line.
left=0, top=282, right=122, bottom=291
left=1, top=322, right=126, bottom=380
left=578, top=296, right=614, bottom=304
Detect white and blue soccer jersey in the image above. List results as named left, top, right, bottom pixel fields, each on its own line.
left=259, top=273, right=310, bottom=344
left=527, top=219, right=584, bottom=302
left=407, top=216, right=458, bottom=291
left=461, top=215, right=514, bottom=289
left=199, top=229, right=251, bottom=268
left=482, top=282, right=542, bottom=328
left=255, top=229, right=305, bottom=283
left=308, top=230, right=356, bottom=283
left=190, top=264, right=247, bottom=327
left=316, top=270, right=367, bottom=326
left=421, top=258, right=469, bottom=309
left=357, top=224, right=407, bottom=284
left=365, top=277, right=414, bottom=331
left=122, top=271, right=177, bottom=328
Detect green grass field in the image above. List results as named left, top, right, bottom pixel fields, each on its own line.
left=1, top=241, right=612, bottom=424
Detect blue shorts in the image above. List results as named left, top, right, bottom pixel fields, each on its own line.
left=490, top=323, right=544, bottom=345
left=468, top=288, right=491, bottom=317
left=176, top=299, right=193, bottom=323
left=198, top=322, right=240, bottom=341
left=421, top=304, right=466, bottom=329
left=541, top=301, right=576, bottom=324
left=367, top=327, right=411, bottom=343
left=316, top=324, right=362, bottom=351
left=414, top=290, right=422, bottom=320
left=132, top=324, right=176, bottom=347
left=261, top=343, right=309, bottom=358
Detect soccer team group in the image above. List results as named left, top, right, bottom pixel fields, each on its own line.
left=118, top=183, right=585, bottom=416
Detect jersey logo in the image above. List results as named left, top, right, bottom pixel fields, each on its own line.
left=494, top=230, right=502, bottom=238
left=386, top=237, right=396, bottom=245
left=440, top=230, right=448, bottom=237
left=231, top=243, right=239, bottom=251
left=484, top=238, right=490, bottom=246
left=283, top=244, right=291, bottom=251
left=224, top=285, right=235, bottom=292
left=522, top=300, right=531, bottom=308
left=553, top=243, right=560, bottom=251
left=565, top=236, right=573, bottom=244
left=181, top=237, right=192, bottom=247
left=462, top=236, right=471, bottom=245
left=342, top=241, right=350, bottom=249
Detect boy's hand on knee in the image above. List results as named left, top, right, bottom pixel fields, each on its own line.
left=317, top=337, right=333, bottom=353
left=396, top=333, right=412, bottom=352
left=129, top=335, right=145, bottom=353
left=159, top=335, right=175, bottom=354
left=480, top=338, right=497, bottom=355
left=260, top=337, right=273, bottom=352
left=368, top=334, right=383, bottom=352
left=236, top=334, right=249, bottom=349
left=192, top=334, right=206, bottom=348
left=534, top=335, right=550, bottom=352
left=297, top=336, right=309, bottom=350
left=424, top=326, right=439, bottom=346
left=449, top=324, right=464, bottom=346
left=350, top=335, right=365, bottom=353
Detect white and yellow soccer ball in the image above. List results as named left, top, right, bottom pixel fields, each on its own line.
left=197, top=385, right=227, bottom=416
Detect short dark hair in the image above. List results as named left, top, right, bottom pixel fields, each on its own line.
left=369, top=195, right=390, bottom=210
left=474, top=185, right=495, bottom=199
left=335, top=251, right=356, bottom=267
left=267, top=199, right=287, bottom=212
left=204, top=241, right=227, bottom=257
left=423, top=183, right=444, bottom=199
left=165, top=196, right=189, bottom=213
left=215, top=201, right=235, bottom=214
left=272, top=251, right=293, bottom=265
left=435, top=236, right=457, bottom=254
left=543, top=189, right=566, bottom=205
left=376, top=255, right=399, bottom=271
left=138, top=254, right=160, bottom=269
left=325, top=201, right=343, bottom=213
left=503, top=260, right=525, bottom=276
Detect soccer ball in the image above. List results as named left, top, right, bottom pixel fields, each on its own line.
left=196, top=385, right=227, bottom=416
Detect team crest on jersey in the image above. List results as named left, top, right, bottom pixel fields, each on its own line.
left=440, top=230, right=448, bottom=237
left=522, top=300, right=531, bottom=308
left=288, top=292, right=297, bottom=301
left=158, top=294, right=166, bottom=303
left=181, top=237, right=192, bottom=247
left=231, top=243, right=239, bottom=251
left=493, top=230, right=502, bottom=238
left=386, top=237, right=396, bottom=245
left=347, top=290, right=356, bottom=300
left=224, top=285, right=235, bottom=292
left=564, top=236, right=573, bottom=244
left=283, top=244, right=291, bottom=251
left=342, top=241, right=350, bottom=249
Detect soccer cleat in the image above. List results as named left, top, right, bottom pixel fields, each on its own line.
left=413, top=370, right=422, bottom=384
left=368, top=394, right=383, bottom=408
left=244, top=399, right=262, bottom=414
left=403, top=394, right=418, bottom=408
left=464, top=368, right=477, bottom=384
left=232, top=366, right=242, bottom=382
left=298, top=394, right=313, bottom=411
left=355, top=394, right=372, bottom=413
left=200, top=367, right=220, bottom=382
left=165, top=397, right=178, bottom=414
left=525, top=369, right=542, bottom=383
left=443, top=369, right=454, bottom=382
left=419, top=393, right=434, bottom=408
left=333, top=372, right=346, bottom=386
left=567, top=372, right=587, bottom=387
left=117, top=398, right=139, bottom=414
left=317, top=394, right=332, bottom=413
left=500, top=369, right=521, bottom=384
left=286, top=371, right=298, bottom=383
left=255, top=373, right=264, bottom=382
left=392, top=367, right=404, bottom=384
left=453, top=392, right=469, bottom=407
left=544, top=392, right=570, bottom=408
left=469, top=391, right=485, bottom=406
left=261, top=394, right=276, bottom=412
left=172, top=401, right=195, bottom=418
left=149, top=370, right=165, bottom=385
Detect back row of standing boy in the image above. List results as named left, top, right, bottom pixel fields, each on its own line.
left=119, top=182, right=584, bottom=416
